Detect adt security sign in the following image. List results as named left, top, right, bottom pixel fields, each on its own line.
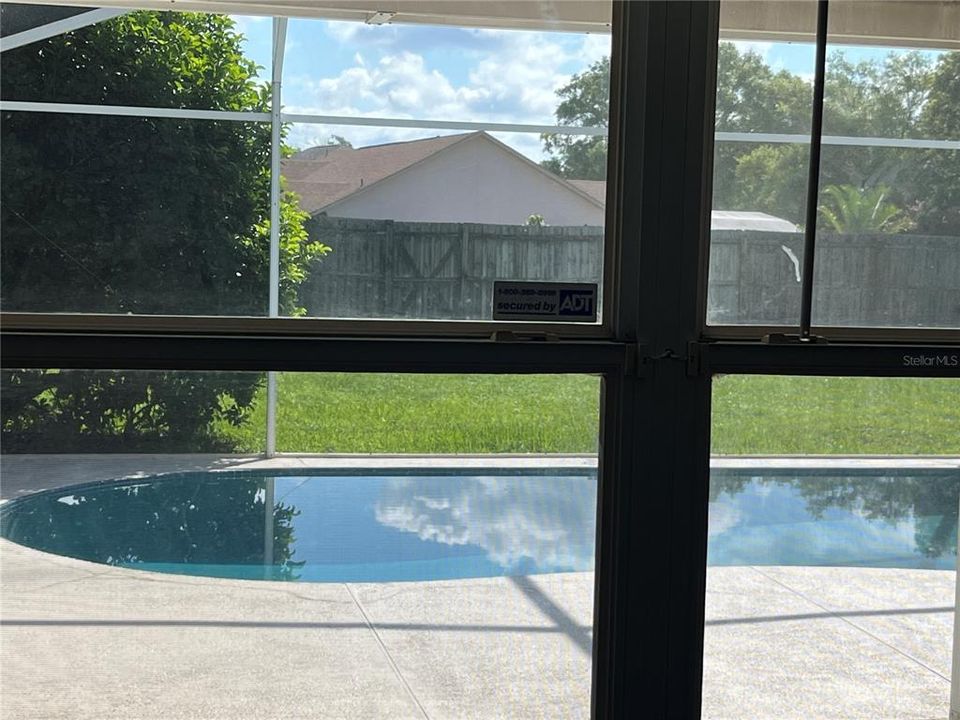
left=492, top=281, right=598, bottom=322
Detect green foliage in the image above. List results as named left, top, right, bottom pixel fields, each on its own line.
left=914, top=52, right=960, bottom=234
left=730, top=144, right=809, bottom=223
left=1, top=369, right=264, bottom=453
left=818, top=184, right=913, bottom=234
left=0, top=12, right=326, bottom=452
left=538, top=43, right=955, bottom=233
left=716, top=46, right=954, bottom=232
left=714, top=43, right=811, bottom=133
left=541, top=57, right=609, bottom=180
left=526, top=214, right=547, bottom=227
left=326, top=134, right=353, bottom=148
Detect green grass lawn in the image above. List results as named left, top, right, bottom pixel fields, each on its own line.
left=218, top=374, right=603, bottom=454
left=711, top=375, right=960, bottom=455
left=216, top=374, right=960, bottom=456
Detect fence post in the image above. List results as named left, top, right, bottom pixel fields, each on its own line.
left=380, top=220, right=394, bottom=316
left=460, top=225, right=469, bottom=318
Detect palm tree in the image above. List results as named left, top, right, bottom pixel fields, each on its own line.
left=818, top=184, right=914, bottom=234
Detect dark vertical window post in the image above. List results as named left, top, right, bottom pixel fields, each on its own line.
left=799, top=0, right=830, bottom=338
left=592, top=2, right=718, bottom=717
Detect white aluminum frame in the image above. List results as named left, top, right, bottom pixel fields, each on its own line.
left=265, top=17, right=287, bottom=456
left=0, top=8, right=127, bottom=51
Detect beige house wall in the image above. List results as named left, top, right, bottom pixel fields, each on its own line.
left=324, top=135, right=605, bottom=227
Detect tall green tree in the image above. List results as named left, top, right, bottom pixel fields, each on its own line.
left=541, top=57, right=609, bottom=180
left=717, top=47, right=951, bottom=228
left=713, top=43, right=812, bottom=221
left=914, top=51, right=960, bottom=234
left=541, top=43, right=956, bottom=234
left=1, top=12, right=327, bottom=452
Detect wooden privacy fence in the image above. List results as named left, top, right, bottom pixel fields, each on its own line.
left=299, top=217, right=603, bottom=320
left=708, top=231, right=960, bottom=327
left=299, top=217, right=960, bottom=327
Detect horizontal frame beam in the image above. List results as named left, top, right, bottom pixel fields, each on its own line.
left=0, top=312, right=611, bottom=340
left=703, top=341, right=960, bottom=377
left=716, top=130, right=960, bottom=151
left=3, top=103, right=957, bottom=150
left=0, top=332, right=629, bottom=375
left=0, top=101, right=607, bottom=137
left=703, top=324, right=960, bottom=345
left=281, top=113, right=608, bottom=136
left=0, top=100, right=270, bottom=122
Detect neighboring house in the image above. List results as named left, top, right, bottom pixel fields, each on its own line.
left=283, top=131, right=604, bottom=226
left=284, top=131, right=798, bottom=232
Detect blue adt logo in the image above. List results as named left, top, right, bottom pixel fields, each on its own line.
left=558, top=289, right=595, bottom=317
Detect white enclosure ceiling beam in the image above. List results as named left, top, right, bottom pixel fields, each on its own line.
left=0, top=7, right=125, bottom=51
left=0, top=0, right=612, bottom=32
left=2, top=0, right=959, bottom=47
left=720, top=0, right=960, bottom=49
left=1, top=0, right=960, bottom=50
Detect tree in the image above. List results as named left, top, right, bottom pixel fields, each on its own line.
left=326, top=134, right=353, bottom=148
left=733, top=49, right=952, bottom=229
left=541, top=57, right=609, bottom=180
left=818, top=184, right=913, bottom=234
left=914, top=51, right=960, bottom=234
left=713, top=43, right=812, bottom=221
left=0, top=12, right=327, bottom=452
left=541, top=44, right=956, bottom=232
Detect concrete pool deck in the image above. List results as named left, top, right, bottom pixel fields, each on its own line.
left=1, top=454, right=957, bottom=718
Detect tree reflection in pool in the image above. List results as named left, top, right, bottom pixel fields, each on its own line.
left=708, top=468, right=959, bottom=569
left=0, top=467, right=956, bottom=581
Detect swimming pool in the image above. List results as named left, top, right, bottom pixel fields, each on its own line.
left=0, top=466, right=956, bottom=581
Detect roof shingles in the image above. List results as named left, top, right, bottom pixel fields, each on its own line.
left=282, top=133, right=472, bottom=214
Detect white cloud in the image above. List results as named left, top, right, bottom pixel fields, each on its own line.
left=374, top=476, right=597, bottom=571
left=578, top=32, right=611, bottom=65
left=283, top=25, right=611, bottom=161
left=707, top=501, right=742, bottom=537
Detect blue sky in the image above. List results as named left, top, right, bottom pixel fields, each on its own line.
left=231, top=16, right=934, bottom=160
left=233, top=16, right=609, bottom=159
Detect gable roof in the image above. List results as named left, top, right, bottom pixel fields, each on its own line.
left=567, top=179, right=606, bottom=204
left=283, top=131, right=604, bottom=216
left=282, top=133, right=473, bottom=214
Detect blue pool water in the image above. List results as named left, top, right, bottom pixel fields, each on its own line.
left=0, top=467, right=956, bottom=582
